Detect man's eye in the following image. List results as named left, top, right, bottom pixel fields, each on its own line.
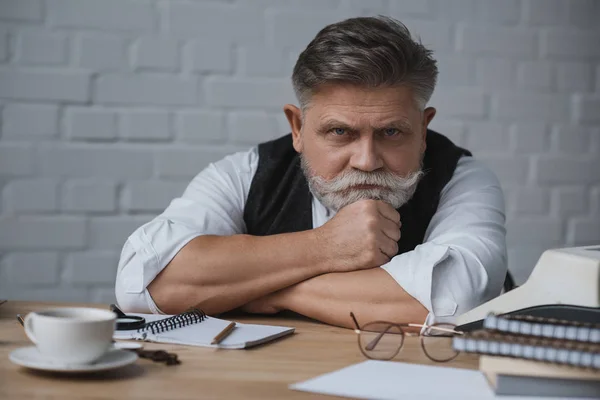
left=383, top=128, right=399, bottom=137
left=332, top=128, right=346, bottom=136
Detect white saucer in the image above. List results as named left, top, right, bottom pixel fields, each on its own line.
left=9, top=346, right=138, bottom=373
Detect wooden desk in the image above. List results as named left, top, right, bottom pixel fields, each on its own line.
left=0, top=301, right=479, bottom=399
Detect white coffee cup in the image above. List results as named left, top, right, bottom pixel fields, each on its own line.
left=24, top=307, right=116, bottom=365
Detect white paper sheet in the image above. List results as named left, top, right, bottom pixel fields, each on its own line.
left=290, top=360, right=584, bottom=400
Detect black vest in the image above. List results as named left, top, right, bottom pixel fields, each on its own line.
left=243, top=130, right=472, bottom=255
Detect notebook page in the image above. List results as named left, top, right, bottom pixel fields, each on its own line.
left=113, top=313, right=294, bottom=349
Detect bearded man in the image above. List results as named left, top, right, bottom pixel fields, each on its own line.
left=115, top=16, right=507, bottom=329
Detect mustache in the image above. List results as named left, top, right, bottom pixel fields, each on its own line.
left=302, top=158, right=424, bottom=194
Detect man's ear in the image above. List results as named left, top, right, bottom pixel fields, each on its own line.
left=421, top=106, right=436, bottom=152
left=284, top=104, right=303, bottom=153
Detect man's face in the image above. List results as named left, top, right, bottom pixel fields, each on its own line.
left=285, top=84, right=436, bottom=211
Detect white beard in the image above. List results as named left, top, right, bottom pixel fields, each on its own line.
left=300, top=155, right=424, bottom=211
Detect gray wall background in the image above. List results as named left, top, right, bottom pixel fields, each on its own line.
left=0, top=0, right=599, bottom=304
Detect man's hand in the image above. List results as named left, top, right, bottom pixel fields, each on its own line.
left=315, top=199, right=401, bottom=273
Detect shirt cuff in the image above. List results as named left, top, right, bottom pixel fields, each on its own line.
left=380, top=243, right=457, bottom=319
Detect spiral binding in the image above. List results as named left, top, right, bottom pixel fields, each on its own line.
left=137, top=308, right=207, bottom=335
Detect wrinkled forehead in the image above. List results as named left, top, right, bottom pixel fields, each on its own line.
left=303, top=83, right=421, bottom=128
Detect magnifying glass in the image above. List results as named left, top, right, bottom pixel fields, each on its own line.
left=110, top=304, right=146, bottom=331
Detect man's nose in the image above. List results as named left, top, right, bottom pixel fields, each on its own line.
left=349, top=138, right=384, bottom=172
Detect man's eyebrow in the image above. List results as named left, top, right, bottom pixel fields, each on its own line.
left=318, top=119, right=413, bottom=132
left=318, top=119, right=356, bottom=131
left=373, top=120, right=413, bottom=131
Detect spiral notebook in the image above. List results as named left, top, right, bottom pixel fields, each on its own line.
left=483, top=313, right=600, bottom=343
left=452, top=330, right=600, bottom=369
left=113, top=310, right=294, bottom=349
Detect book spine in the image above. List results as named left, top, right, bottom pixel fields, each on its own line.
left=483, top=315, right=600, bottom=343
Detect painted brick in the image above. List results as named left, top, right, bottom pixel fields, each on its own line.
left=465, top=122, right=510, bottom=152
left=178, top=111, right=225, bottom=143
left=552, top=126, right=590, bottom=154
left=517, top=61, right=553, bottom=90
left=77, top=35, right=128, bottom=71
left=169, top=3, right=263, bottom=43
left=47, top=0, right=155, bottom=32
left=268, top=11, right=349, bottom=48
left=185, top=41, right=232, bottom=73
left=430, top=89, right=487, bottom=118
left=66, top=108, right=117, bottom=141
left=458, top=26, right=537, bottom=57
left=541, top=30, right=600, bottom=59
left=510, top=122, right=549, bottom=153
left=17, top=31, right=67, bottom=66
left=4, top=252, right=60, bottom=285
left=435, top=55, right=474, bottom=87
left=476, top=0, right=521, bottom=24
left=133, top=37, right=180, bottom=71
left=492, top=93, right=569, bottom=121
left=477, top=155, right=530, bottom=184
left=121, top=110, right=171, bottom=141
left=95, top=74, right=197, bottom=106
left=535, top=156, right=600, bottom=184
left=567, top=219, right=600, bottom=245
left=2, top=104, right=59, bottom=139
left=156, top=148, right=233, bottom=178
left=523, top=0, right=567, bottom=25
left=238, top=46, right=285, bottom=77
left=401, top=20, right=453, bottom=51
left=89, top=216, right=152, bottom=250
left=475, top=58, right=515, bottom=90
left=513, top=187, right=551, bottom=215
left=0, top=70, right=89, bottom=102
left=556, top=62, right=593, bottom=92
left=63, top=251, right=118, bottom=284
left=62, top=180, right=117, bottom=213
left=3, top=179, right=58, bottom=213
left=39, top=146, right=153, bottom=179
left=552, top=187, right=588, bottom=216
left=205, top=78, right=295, bottom=109
left=90, top=288, right=117, bottom=304
left=0, top=29, right=7, bottom=61
left=122, top=181, right=188, bottom=212
left=0, top=0, right=42, bottom=22
left=568, top=0, right=598, bottom=29
left=506, top=218, right=563, bottom=245
left=0, top=144, right=34, bottom=177
left=229, top=112, right=281, bottom=144
left=0, top=216, right=86, bottom=250
left=573, top=95, right=600, bottom=124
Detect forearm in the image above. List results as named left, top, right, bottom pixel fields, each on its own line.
left=281, top=268, right=428, bottom=329
left=148, top=231, right=327, bottom=315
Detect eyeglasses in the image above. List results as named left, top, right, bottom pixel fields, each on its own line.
left=350, top=312, right=464, bottom=362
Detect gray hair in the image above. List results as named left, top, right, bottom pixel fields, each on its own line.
left=292, top=16, right=438, bottom=111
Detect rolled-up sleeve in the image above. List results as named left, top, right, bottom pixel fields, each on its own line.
left=115, top=147, right=258, bottom=313
left=380, top=156, right=507, bottom=323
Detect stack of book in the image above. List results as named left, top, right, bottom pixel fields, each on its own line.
left=452, top=313, right=600, bottom=398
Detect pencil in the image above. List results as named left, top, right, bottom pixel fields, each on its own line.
left=16, top=314, right=24, bottom=327
left=211, top=322, right=236, bottom=345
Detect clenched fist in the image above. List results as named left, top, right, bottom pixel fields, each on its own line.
left=314, top=199, right=401, bottom=273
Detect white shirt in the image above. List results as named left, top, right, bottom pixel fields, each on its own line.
left=115, top=145, right=507, bottom=323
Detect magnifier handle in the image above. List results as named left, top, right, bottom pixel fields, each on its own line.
left=110, top=303, right=127, bottom=318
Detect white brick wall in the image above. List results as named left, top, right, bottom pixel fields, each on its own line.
left=0, top=0, right=599, bottom=303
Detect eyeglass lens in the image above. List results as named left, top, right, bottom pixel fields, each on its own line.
left=420, top=323, right=459, bottom=362
left=358, top=322, right=404, bottom=360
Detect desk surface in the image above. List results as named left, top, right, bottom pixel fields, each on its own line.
left=0, top=301, right=479, bottom=399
